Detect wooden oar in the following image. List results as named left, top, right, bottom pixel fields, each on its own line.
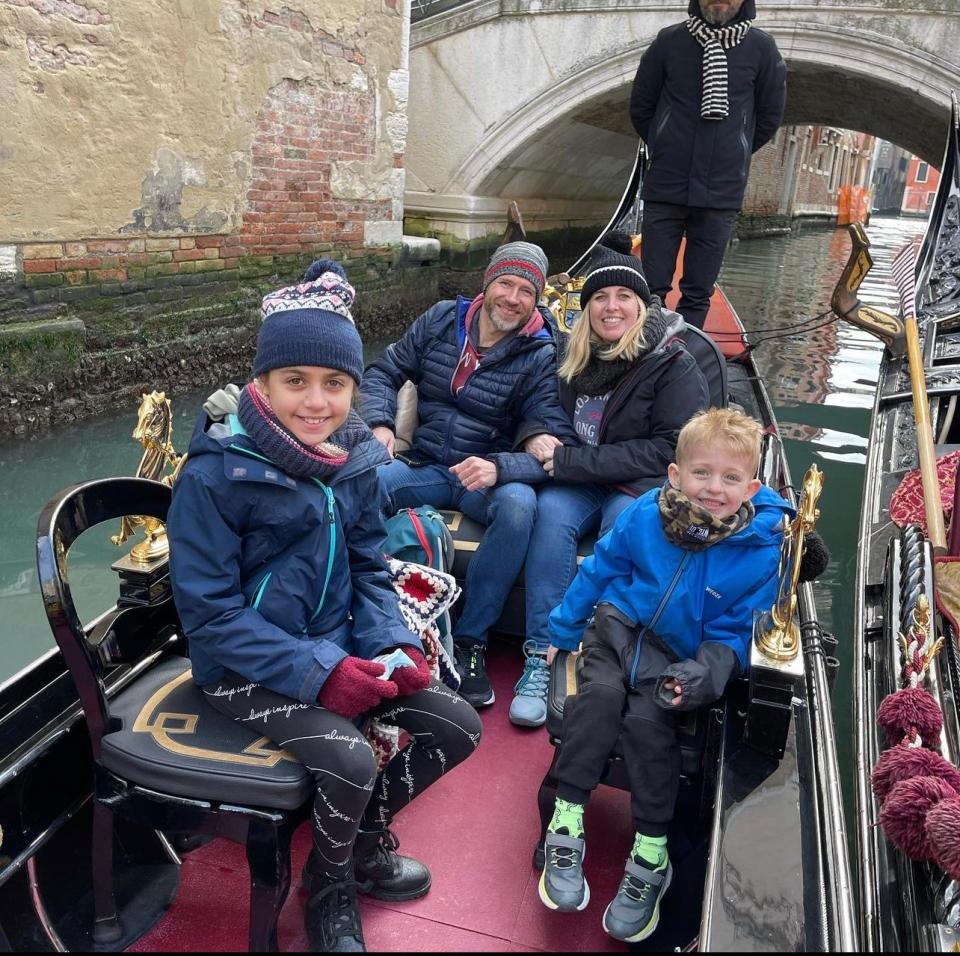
left=831, top=224, right=946, bottom=553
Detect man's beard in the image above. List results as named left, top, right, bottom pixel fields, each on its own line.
left=701, top=3, right=738, bottom=24
left=487, top=304, right=529, bottom=333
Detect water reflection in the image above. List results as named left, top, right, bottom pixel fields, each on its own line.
left=719, top=214, right=929, bottom=775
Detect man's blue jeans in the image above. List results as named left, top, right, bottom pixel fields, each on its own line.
left=524, top=484, right=636, bottom=650
left=378, top=459, right=538, bottom=646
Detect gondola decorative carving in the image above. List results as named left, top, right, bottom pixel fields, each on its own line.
left=755, top=464, right=824, bottom=662
left=112, top=390, right=185, bottom=565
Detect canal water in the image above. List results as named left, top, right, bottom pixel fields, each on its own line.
left=0, top=216, right=928, bottom=769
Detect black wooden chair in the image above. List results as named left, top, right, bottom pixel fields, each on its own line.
left=36, top=476, right=313, bottom=951
left=532, top=649, right=724, bottom=868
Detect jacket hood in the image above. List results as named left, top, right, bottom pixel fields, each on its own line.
left=184, top=409, right=389, bottom=484
left=724, top=483, right=793, bottom=547
left=650, top=300, right=686, bottom=353
left=687, top=0, right=756, bottom=24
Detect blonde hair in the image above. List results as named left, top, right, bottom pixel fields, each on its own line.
left=676, top=407, right=764, bottom=474
left=558, top=293, right=649, bottom=382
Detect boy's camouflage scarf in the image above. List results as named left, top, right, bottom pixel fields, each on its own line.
left=657, top=482, right=755, bottom=552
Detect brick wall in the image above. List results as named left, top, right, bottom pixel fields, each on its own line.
left=0, top=1, right=411, bottom=438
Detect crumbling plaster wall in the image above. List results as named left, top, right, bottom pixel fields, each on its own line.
left=0, top=0, right=408, bottom=244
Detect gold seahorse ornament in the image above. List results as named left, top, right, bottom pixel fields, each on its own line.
left=112, top=390, right=186, bottom=564
left=755, top=464, right=825, bottom=662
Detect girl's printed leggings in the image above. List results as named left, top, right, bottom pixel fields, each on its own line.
left=204, top=672, right=482, bottom=880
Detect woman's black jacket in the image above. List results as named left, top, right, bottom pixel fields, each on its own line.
left=552, top=339, right=710, bottom=496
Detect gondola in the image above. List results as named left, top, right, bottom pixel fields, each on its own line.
left=0, top=145, right=856, bottom=952
left=835, top=93, right=960, bottom=951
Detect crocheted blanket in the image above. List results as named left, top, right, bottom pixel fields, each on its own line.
left=365, top=559, right=462, bottom=770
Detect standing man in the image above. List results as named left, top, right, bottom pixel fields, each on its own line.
left=630, top=0, right=786, bottom=329
left=361, top=241, right=576, bottom=711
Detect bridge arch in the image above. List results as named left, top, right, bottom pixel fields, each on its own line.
left=405, top=2, right=957, bottom=239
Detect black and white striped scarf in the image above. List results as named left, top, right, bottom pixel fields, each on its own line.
left=686, top=16, right=752, bottom=120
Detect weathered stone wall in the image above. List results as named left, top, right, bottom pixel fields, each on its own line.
left=0, top=0, right=412, bottom=437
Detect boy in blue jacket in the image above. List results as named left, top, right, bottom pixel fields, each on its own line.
left=168, top=260, right=481, bottom=953
left=538, top=407, right=791, bottom=943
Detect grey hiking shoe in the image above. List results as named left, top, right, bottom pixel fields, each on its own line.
left=509, top=640, right=550, bottom=727
left=602, top=857, right=672, bottom=942
left=538, top=831, right=590, bottom=912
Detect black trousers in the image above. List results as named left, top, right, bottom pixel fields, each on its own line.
left=205, top=672, right=481, bottom=880
left=554, top=604, right=679, bottom=837
left=641, top=202, right=739, bottom=330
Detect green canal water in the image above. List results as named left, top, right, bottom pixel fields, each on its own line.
left=0, top=216, right=928, bottom=778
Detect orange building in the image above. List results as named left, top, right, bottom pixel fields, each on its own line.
left=901, top=157, right=941, bottom=216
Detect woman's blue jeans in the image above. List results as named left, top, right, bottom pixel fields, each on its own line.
left=378, top=459, right=538, bottom=646
left=524, top=484, right=635, bottom=650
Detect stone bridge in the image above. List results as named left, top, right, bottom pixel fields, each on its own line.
left=404, top=0, right=959, bottom=241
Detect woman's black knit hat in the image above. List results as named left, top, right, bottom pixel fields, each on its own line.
left=579, top=231, right=652, bottom=308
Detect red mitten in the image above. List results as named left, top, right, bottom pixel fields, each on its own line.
left=391, top=647, right=432, bottom=696
left=318, top=657, right=398, bottom=719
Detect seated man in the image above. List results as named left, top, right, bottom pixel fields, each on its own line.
left=361, top=241, right=576, bottom=710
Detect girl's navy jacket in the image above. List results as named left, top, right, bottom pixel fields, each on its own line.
left=168, top=413, right=421, bottom=704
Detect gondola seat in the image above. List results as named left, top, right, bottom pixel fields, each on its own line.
left=680, top=323, right=728, bottom=410
left=36, top=477, right=313, bottom=952
left=532, top=649, right=722, bottom=869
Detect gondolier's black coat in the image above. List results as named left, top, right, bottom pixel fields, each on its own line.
left=630, top=0, right=786, bottom=210
left=551, top=335, right=709, bottom=497
left=360, top=296, right=576, bottom=481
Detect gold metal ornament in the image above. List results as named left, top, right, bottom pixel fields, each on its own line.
left=543, top=275, right=586, bottom=335
left=111, top=391, right=186, bottom=565
left=756, top=464, right=825, bottom=661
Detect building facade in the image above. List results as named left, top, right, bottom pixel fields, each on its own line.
left=901, top=157, right=941, bottom=216
left=0, top=0, right=413, bottom=436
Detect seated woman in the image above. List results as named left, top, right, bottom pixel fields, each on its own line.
left=510, top=235, right=710, bottom=727
left=167, top=259, right=481, bottom=953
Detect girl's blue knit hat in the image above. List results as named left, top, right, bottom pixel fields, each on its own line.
left=253, top=258, right=364, bottom=384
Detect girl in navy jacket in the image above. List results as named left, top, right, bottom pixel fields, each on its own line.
left=168, top=260, right=481, bottom=952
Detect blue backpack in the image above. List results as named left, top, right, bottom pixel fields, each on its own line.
left=383, top=506, right=456, bottom=657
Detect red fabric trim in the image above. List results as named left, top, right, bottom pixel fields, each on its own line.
left=889, top=450, right=960, bottom=535
left=406, top=509, right=434, bottom=567
left=483, top=258, right=546, bottom=289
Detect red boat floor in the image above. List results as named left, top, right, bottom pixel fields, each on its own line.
left=129, top=640, right=634, bottom=953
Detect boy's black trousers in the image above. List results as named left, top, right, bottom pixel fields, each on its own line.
left=555, top=602, right=680, bottom=837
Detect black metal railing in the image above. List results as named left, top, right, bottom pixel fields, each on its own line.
left=411, top=0, right=472, bottom=22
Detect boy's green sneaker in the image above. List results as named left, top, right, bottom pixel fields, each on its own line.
left=538, top=831, right=590, bottom=912
left=602, top=857, right=672, bottom=942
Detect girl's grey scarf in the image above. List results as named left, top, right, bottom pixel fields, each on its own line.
left=237, top=383, right=370, bottom=480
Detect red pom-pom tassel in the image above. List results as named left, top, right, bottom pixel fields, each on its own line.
left=926, top=795, right=960, bottom=880
left=872, top=745, right=960, bottom=805
left=877, top=687, right=943, bottom=747
left=880, top=776, right=957, bottom=860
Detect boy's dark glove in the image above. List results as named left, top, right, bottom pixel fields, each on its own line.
left=798, top=531, right=830, bottom=582
left=390, top=646, right=432, bottom=696
left=318, top=657, right=398, bottom=719
left=654, top=644, right=739, bottom=712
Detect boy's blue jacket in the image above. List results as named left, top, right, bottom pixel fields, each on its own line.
left=549, top=484, right=792, bottom=670
left=168, top=413, right=421, bottom=704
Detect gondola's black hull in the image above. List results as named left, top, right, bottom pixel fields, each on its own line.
left=852, top=97, right=960, bottom=951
